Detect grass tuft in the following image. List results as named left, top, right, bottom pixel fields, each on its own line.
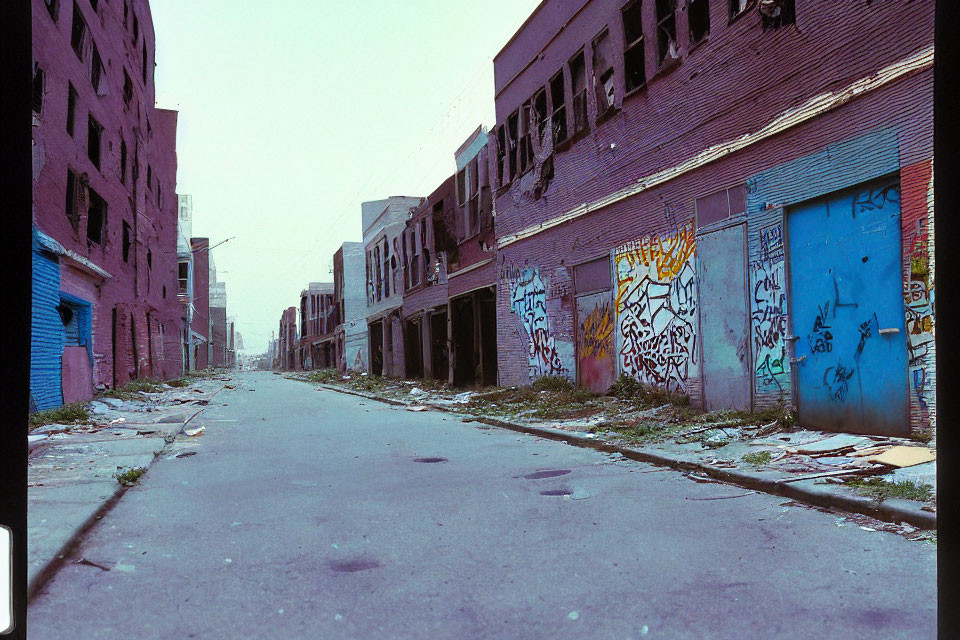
left=114, top=467, right=147, bottom=486
left=845, top=477, right=934, bottom=502
left=741, top=450, right=773, bottom=466
left=166, top=378, right=190, bottom=388
left=29, top=402, right=92, bottom=430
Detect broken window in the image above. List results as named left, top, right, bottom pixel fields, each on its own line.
left=592, top=29, right=615, bottom=119
left=120, top=138, right=127, bottom=184
left=33, top=65, right=44, bottom=113
left=549, top=70, right=567, bottom=145
left=622, top=1, right=646, bottom=92
left=411, top=226, right=421, bottom=287
left=123, top=69, right=133, bottom=105
left=90, top=46, right=104, bottom=93
left=507, top=110, right=519, bottom=180
left=86, top=188, right=105, bottom=245
left=533, top=88, right=548, bottom=143
left=66, top=83, right=77, bottom=136
left=655, top=0, right=678, bottom=67
left=374, top=245, right=382, bottom=302
left=689, top=0, right=710, bottom=45
left=495, top=126, right=506, bottom=186
left=469, top=157, right=480, bottom=236
left=71, top=2, right=86, bottom=59
left=519, top=98, right=532, bottom=174
left=569, top=51, right=588, bottom=135
left=87, top=114, right=102, bottom=169
left=760, top=0, right=795, bottom=30
left=729, top=0, right=753, bottom=17
left=124, top=221, right=132, bottom=262
left=45, top=0, right=58, bottom=21
left=65, top=168, right=79, bottom=231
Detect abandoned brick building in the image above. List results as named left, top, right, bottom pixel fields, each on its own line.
left=296, top=282, right=336, bottom=371
left=32, top=0, right=182, bottom=409
left=490, top=0, right=933, bottom=436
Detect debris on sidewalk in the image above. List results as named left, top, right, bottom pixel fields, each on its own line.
left=795, top=434, right=870, bottom=454
left=866, top=446, right=936, bottom=468
left=184, top=426, right=206, bottom=437
left=406, top=406, right=428, bottom=412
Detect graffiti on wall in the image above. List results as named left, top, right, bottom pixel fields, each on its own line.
left=576, top=294, right=615, bottom=392
left=613, top=224, right=698, bottom=393
left=510, top=267, right=570, bottom=379
left=751, top=222, right=788, bottom=393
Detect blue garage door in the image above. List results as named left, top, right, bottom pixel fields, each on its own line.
left=787, top=177, right=908, bottom=435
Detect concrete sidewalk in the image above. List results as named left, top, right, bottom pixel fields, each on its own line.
left=316, top=382, right=937, bottom=532
left=27, top=377, right=229, bottom=598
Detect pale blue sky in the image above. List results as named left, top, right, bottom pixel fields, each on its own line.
left=151, top=0, right=541, bottom=354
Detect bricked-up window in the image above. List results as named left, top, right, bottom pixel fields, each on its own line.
left=569, top=51, right=587, bottom=135
left=760, top=0, right=795, bottom=29
left=622, top=1, right=646, bottom=92
left=86, top=188, right=106, bottom=244
left=33, top=65, right=44, bottom=113
left=65, top=169, right=79, bottom=231
left=45, top=0, right=59, bottom=21
left=507, top=110, right=519, bottom=180
left=549, top=70, right=567, bottom=145
left=592, top=29, right=615, bottom=119
left=689, top=0, right=710, bottom=45
left=87, top=114, right=102, bottom=169
left=655, top=0, right=678, bottom=67
left=120, top=138, right=127, bottom=184
left=122, top=69, right=133, bottom=104
left=123, top=221, right=132, bottom=262
left=67, top=85, right=79, bottom=136
left=71, top=2, right=87, bottom=59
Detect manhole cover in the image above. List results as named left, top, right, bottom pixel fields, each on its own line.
left=413, top=457, right=447, bottom=463
left=523, top=469, right=571, bottom=480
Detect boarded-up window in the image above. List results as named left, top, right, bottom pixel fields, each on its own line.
left=696, top=184, right=747, bottom=228
left=592, top=30, right=615, bottom=118
left=622, top=1, right=646, bottom=93
left=574, top=256, right=611, bottom=294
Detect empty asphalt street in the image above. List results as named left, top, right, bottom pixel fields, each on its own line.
left=27, top=372, right=937, bottom=639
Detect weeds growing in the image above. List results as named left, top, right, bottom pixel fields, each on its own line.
left=845, top=477, right=934, bottom=502
left=114, top=467, right=147, bottom=486
left=29, top=402, right=92, bottom=430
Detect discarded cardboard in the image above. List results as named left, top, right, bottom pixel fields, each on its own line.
left=866, top=446, right=936, bottom=468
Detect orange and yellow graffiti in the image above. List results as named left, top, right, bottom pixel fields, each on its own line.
left=614, top=223, right=697, bottom=310
left=580, top=302, right=613, bottom=360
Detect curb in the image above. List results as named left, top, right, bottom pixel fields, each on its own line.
left=317, top=383, right=936, bottom=531
left=27, top=383, right=226, bottom=601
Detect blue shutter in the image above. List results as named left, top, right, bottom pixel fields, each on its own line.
left=31, top=232, right=65, bottom=411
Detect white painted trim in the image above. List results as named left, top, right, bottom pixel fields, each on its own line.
left=497, top=45, right=934, bottom=249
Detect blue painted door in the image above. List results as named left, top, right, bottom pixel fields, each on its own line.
left=787, top=178, right=908, bottom=435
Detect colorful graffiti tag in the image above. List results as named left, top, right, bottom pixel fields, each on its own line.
left=751, top=222, right=789, bottom=394
left=613, top=224, right=698, bottom=393
left=576, top=294, right=615, bottom=392
left=510, top=267, right=570, bottom=379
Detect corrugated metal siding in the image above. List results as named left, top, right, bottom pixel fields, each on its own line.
left=31, top=241, right=64, bottom=411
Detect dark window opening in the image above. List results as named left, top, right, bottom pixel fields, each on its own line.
left=147, top=164, right=152, bottom=190
left=123, top=0, right=128, bottom=23
left=45, top=0, right=59, bottom=21
left=33, top=65, right=44, bottom=113
left=177, top=260, right=188, bottom=292
left=729, top=0, right=753, bottom=19
left=71, top=2, right=86, bottom=59
left=507, top=111, right=519, bottom=180
left=496, top=126, right=506, bottom=186
left=569, top=51, right=587, bottom=135
left=65, top=169, right=79, bottom=231
left=549, top=70, right=567, bottom=144
left=123, top=220, right=132, bottom=262
left=456, top=168, right=467, bottom=207
left=533, top=88, right=548, bottom=142
left=690, top=0, right=710, bottom=44
left=623, top=1, right=646, bottom=92
left=87, top=114, right=102, bottom=169
left=163, top=285, right=166, bottom=299
left=90, top=0, right=98, bottom=11
left=133, top=14, right=139, bottom=41
left=120, top=139, right=127, bottom=184
left=655, top=0, right=678, bottom=66
left=592, top=30, right=615, bottom=118
left=67, top=84, right=77, bottom=136
left=760, top=0, right=795, bottom=30
left=123, top=69, right=133, bottom=104
left=91, top=47, right=103, bottom=93
left=468, top=157, right=480, bottom=236
left=86, top=188, right=106, bottom=244
left=142, top=42, right=148, bottom=83
left=519, top=99, right=532, bottom=173
left=147, top=250, right=152, bottom=270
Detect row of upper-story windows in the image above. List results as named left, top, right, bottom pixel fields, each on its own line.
left=494, top=0, right=796, bottom=189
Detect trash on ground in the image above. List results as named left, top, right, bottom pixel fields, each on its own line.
left=76, top=558, right=110, bottom=571
left=184, top=426, right=205, bottom=437
left=109, top=418, right=126, bottom=424
left=866, top=446, right=936, bottom=468
left=176, top=451, right=198, bottom=458
left=406, top=405, right=428, bottom=412
left=795, top=434, right=870, bottom=454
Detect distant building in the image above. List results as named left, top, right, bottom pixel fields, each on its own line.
left=277, top=307, right=298, bottom=371
left=334, top=242, right=368, bottom=374
left=189, top=238, right=210, bottom=369
left=362, top=196, right=423, bottom=377
left=297, top=282, right=336, bottom=370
